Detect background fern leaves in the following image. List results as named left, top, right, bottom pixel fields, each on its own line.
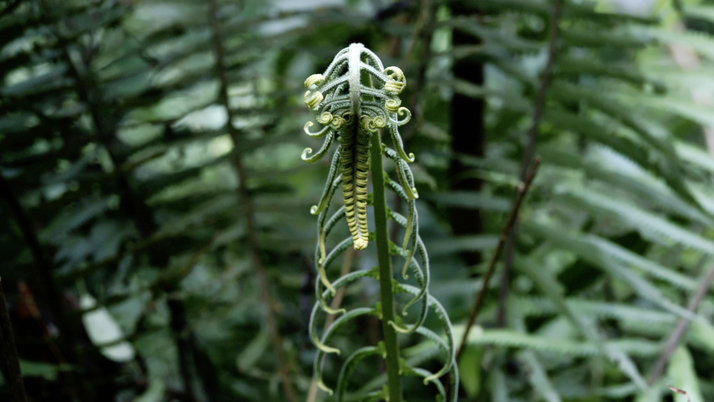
left=3, top=0, right=714, bottom=401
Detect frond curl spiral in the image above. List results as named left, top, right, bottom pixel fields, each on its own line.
left=302, top=43, right=458, bottom=401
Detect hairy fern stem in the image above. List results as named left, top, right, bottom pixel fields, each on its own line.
left=370, top=129, right=403, bottom=402
left=302, top=43, right=458, bottom=401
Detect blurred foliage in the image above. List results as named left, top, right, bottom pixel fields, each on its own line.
left=1, top=0, right=714, bottom=401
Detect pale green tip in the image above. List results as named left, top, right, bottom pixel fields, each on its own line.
left=317, top=378, right=334, bottom=395
left=354, top=238, right=368, bottom=250
left=301, top=147, right=313, bottom=161
left=315, top=342, right=341, bottom=355
left=388, top=320, right=411, bottom=334
left=322, top=305, right=345, bottom=315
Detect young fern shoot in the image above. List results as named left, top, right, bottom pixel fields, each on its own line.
left=302, top=43, right=458, bottom=402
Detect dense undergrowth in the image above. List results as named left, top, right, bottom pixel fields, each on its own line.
left=1, top=0, right=714, bottom=401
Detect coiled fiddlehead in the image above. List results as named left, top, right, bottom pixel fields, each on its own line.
left=302, top=43, right=458, bottom=402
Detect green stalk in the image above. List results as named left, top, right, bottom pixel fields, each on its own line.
left=370, top=130, right=403, bottom=402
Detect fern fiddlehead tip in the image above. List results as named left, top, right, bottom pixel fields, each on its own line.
left=354, top=238, right=368, bottom=250
left=383, top=66, right=406, bottom=95
left=303, top=44, right=455, bottom=400
left=305, top=73, right=326, bottom=88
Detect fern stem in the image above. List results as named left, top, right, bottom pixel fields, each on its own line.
left=371, top=131, right=403, bottom=402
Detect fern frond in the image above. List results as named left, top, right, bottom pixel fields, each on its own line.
left=633, top=25, right=714, bottom=60
left=555, top=185, right=714, bottom=255
left=519, top=351, right=562, bottom=402
left=524, top=219, right=702, bottom=321
left=461, top=326, right=661, bottom=357
left=515, top=254, right=647, bottom=389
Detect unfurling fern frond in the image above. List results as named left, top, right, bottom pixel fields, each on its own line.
left=302, top=43, right=413, bottom=253
left=302, top=43, right=457, bottom=402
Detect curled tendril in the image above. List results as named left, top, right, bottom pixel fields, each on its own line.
left=385, top=98, right=401, bottom=113
left=336, top=346, right=382, bottom=401
left=396, top=283, right=458, bottom=397
left=358, top=115, right=372, bottom=131
left=360, top=114, right=387, bottom=132
left=303, top=121, right=330, bottom=138
left=305, top=73, right=326, bottom=88
left=391, top=154, right=418, bottom=199
left=330, top=114, right=346, bottom=129
left=400, top=203, right=417, bottom=280
left=341, top=112, right=354, bottom=126
left=315, top=111, right=350, bottom=131
left=390, top=106, right=412, bottom=126
left=302, top=132, right=334, bottom=163
left=304, top=89, right=323, bottom=110
left=372, top=114, right=387, bottom=129
left=310, top=151, right=341, bottom=216
left=383, top=66, right=406, bottom=95
left=390, top=124, right=415, bottom=163
left=317, top=111, right=333, bottom=125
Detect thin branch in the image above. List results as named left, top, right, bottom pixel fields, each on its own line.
left=669, top=386, right=692, bottom=402
left=208, top=2, right=296, bottom=401
left=456, top=158, right=541, bottom=362
left=497, top=0, right=562, bottom=326
left=520, top=2, right=561, bottom=178
left=0, top=278, right=29, bottom=402
left=648, top=265, right=714, bottom=384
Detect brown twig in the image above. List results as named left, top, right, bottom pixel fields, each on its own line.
left=648, top=266, right=714, bottom=384
left=0, top=278, right=29, bottom=402
left=669, top=386, right=692, bottom=402
left=497, top=0, right=562, bottom=326
left=455, top=158, right=541, bottom=362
